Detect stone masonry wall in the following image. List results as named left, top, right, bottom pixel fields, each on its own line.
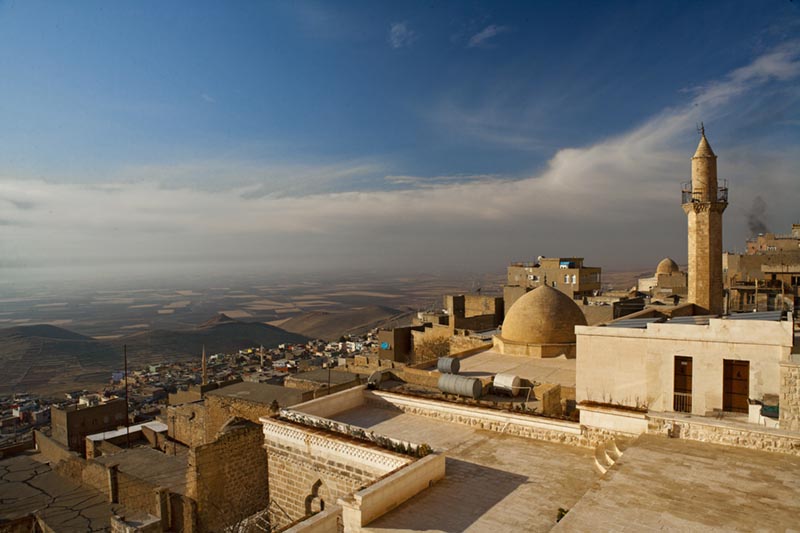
left=204, top=395, right=278, bottom=443
left=187, top=419, right=268, bottom=533
left=363, top=391, right=593, bottom=448
left=780, top=361, right=800, bottom=432
left=167, top=402, right=207, bottom=448
left=117, top=470, right=160, bottom=517
left=648, top=415, right=800, bottom=456
left=262, top=418, right=410, bottom=525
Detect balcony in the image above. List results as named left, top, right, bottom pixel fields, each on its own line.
left=681, top=180, right=728, bottom=204
left=673, top=392, right=692, bottom=413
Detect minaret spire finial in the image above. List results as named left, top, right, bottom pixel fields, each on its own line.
left=697, top=121, right=705, bottom=137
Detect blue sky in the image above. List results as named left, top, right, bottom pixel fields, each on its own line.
left=1, top=1, right=799, bottom=282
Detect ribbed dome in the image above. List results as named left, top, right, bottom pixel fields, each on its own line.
left=501, top=286, right=587, bottom=345
left=656, top=257, right=680, bottom=275
left=693, top=135, right=715, bottom=158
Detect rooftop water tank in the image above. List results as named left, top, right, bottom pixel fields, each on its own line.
left=493, top=374, right=522, bottom=396
left=437, top=357, right=460, bottom=374
left=438, top=374, right=482, bottom=400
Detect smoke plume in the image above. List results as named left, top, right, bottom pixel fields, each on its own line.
left=747, top=195, right=769, bottom=236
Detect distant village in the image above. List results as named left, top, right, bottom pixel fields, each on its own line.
left=0, top=333, right=376, bottom=450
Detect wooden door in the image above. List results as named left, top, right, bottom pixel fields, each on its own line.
left=723, top=360, right=749, bottom=413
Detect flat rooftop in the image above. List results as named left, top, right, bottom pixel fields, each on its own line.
left=554, top=435, right=800, bottom=532
left=288, top=368, right=361, bottom=385
left=328, top=403, right=597, bottom=532
left=453, top=349, right=577, bottom=388
left=95, top=447, right=188, bottom=496
left=205, top=381, right=307, bottom=406
left=0, top=451, right=112, bottom=530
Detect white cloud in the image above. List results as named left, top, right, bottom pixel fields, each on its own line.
left=201, top=93, right=216, bottom=103
left=1, top=43, right=799, bottom=279
left=389, top=22, right=416, bottom=49
left=468, top=24, right=509, bottom=48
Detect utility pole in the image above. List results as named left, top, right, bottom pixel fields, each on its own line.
left=124, top=344, right=130, bottom=449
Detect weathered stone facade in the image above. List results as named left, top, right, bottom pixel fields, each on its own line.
left=648, top=414, right=800, bottom=456
left=780, top=361, right=800, bottom=431
left=187, top=419, right=269, bottom=532
left=167, top=402, right=207, bottom=448
left=262, top=418, right=410, bottom=525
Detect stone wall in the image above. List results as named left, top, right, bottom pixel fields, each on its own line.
left=780, top=361, right=800, bottom=431
left=35, top=430, right=86, bottom=482
left=187, top=419, right=268, bottom=532
left=116, top=471, right=161, bottom=517
left=648, top=414, right=800, bottom=456
left=262, top=418, right=411, bottom=524
left=365, top=391, right=591, bottom=448
left=204, top=394, right=280, bottom=442
left=166, top=402, right=207, bottom=448
left=449, top=335, right=492, bottom=354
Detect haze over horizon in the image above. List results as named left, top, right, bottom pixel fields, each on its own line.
left=1, top=1, right=799, bottom=286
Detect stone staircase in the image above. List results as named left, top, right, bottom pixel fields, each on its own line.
left=593, top=439, right=625, bottom=475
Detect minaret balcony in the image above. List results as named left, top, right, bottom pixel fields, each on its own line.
left=681, top=180, right=728, bottom=204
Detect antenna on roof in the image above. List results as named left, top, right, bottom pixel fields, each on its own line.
left=697, top=122, right=705, bottom=136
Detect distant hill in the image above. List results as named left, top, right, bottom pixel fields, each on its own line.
left=117, top=316, right=310, bottom=360
left=0, top=324, right=119, bottom=396
left=0, top=316, right=309, bottom=395
left=279, top=305, right=414, bottom=340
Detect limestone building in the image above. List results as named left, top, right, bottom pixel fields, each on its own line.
left=682, top=129, right=728, bottom=314
left=576, top=130, right=800, bottom=438
left=746, top=223, right=800, bottom=254
left=724, top=225, right=800, bottom=312
left=636, top=257, right=688, bottom=297
left=504, top=256, right=601, bottom=315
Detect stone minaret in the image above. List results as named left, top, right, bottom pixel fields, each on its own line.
left=682, top=127, right=727, bottom=315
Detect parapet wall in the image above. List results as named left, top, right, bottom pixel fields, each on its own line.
left=647, top=414, right=800, bottom=456
left=364, top=390, right=590, bottom=447
left=261, top=417, right=411, bottom=525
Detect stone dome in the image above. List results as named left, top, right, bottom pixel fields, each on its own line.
left=656, top=257, right=680, bottom=275
left=501, top=286, right=587, bottom=345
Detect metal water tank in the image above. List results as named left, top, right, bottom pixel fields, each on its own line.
left=438, top=374, right=482, bottom=399
left=493, top=374, right=522, bottom=396
left=437, top=357, right=461, bottom=374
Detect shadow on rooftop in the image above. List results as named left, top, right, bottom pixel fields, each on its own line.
left=327, top=405, right=404, bottom=429
left=365, top=457, right=529, bottom=532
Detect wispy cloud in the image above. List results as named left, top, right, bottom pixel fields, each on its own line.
left=468, top=24, right=509, bottom=48
left=1, top=43, right=798, bottom=278
left=388, top=22, right=416, bottom=49
left=200, top=93, right=216, bottom=104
